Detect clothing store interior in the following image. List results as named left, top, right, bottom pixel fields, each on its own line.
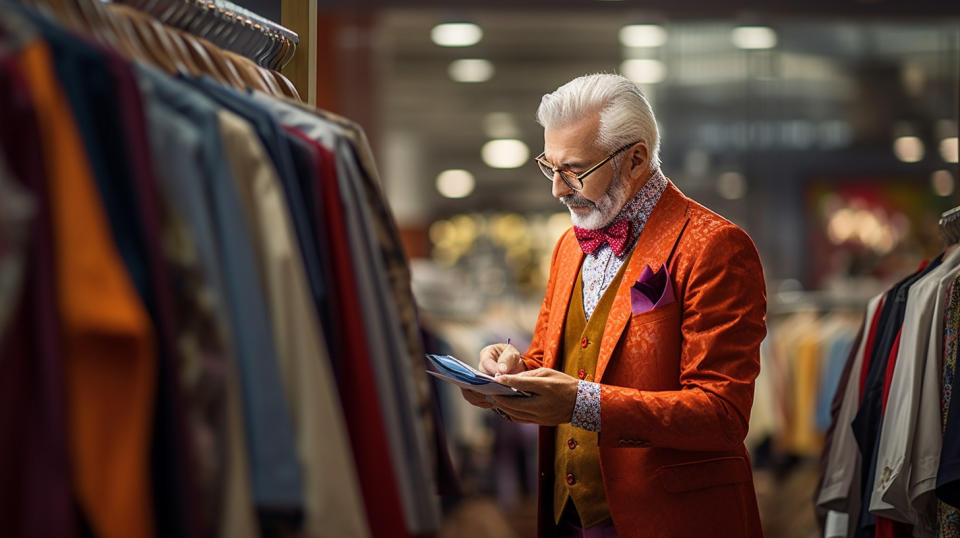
left=1, top=0, right=959, bottom=537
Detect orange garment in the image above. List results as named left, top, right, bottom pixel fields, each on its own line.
left=19, top=40, right=157, bottom=538
left=522, top=181, right=766, bottom=538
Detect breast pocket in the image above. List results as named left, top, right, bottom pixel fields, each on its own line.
left=609, top=301, right=682, bottom=387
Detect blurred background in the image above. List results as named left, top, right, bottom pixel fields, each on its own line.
left=245, top=1, right=960, bottom=537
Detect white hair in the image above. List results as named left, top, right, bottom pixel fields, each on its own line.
left=536, top=73, right=661, bottom=170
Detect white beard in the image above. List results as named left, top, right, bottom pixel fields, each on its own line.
left=561, top=173, right=632, bottom=230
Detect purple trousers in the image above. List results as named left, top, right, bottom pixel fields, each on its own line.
left=557, top=504, right=619, bottom=538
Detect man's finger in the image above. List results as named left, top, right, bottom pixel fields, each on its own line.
left=492, top=393, right=537, bottom=412
left=496, top=346, right=523, bottom=374
left=461, top=388, right=494, bottom=408
left=496, top=373, right=547, bottom=391
left=478, top=356, right=500, bottom=376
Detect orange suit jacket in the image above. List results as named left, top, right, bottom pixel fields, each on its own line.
left=522, top=180, right=766, bottom=538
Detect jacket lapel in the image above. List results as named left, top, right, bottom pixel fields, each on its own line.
left=596, top=181, right=690, bottom=380
left=543, top=231, right=584, bottom=370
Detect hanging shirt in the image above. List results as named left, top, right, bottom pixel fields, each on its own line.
left=135, top=66, right=304, bottom=519
left=872, top=246, right=960, bottom=534
left=218, top=109, right=371, bottom=538
left=853, top=255, right=944, bottom=538
left=0, top=18, right=74, bottom=538
left=255, top=94, right=441, bottom=535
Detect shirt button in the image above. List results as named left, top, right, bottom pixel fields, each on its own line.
left=566, top=473, right=576, bottom=486
left=577, top=369, right=586, bottom=379
left=567, top=438, right=577, bottom=450
left=580, top=337, right=589, bottom=348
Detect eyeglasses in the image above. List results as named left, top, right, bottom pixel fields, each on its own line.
left=534, top=140, right=641, bottom=191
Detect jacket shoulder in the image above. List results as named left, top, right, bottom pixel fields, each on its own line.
left=679, top=196, right=758, bottom=255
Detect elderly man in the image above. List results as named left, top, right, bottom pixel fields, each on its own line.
left=462, top=74, right=767, bottom=538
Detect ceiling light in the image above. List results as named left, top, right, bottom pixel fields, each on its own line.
left=483, top=112, right=520, bottom=139
left=940, top=137, right=958, bottom=163
left=436, top=169, right=475, bottom=198
left=448, top=59, right=494, bottom=83
left=932, top=170, right=955, bottom=197
left=716, top=171, right=747, bottom=200
left=619, top=24, right=668, bottom=48
left=731, top=26, right=777, bottom=50
left=430, top=22, right=483, bottom=47
left=893, top=136, right=924, bottom=163
left=482, top=139, right=529, bottom=169
left=621, top=59, right=667, bottom=84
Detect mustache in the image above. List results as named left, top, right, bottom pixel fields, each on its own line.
left=560, top=194, right=595, bottom=208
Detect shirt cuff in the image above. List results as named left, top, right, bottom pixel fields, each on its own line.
left=571, top=380, right=601, bottom=432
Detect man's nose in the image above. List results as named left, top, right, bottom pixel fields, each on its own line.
left=551, top=172, right=573, bottom=199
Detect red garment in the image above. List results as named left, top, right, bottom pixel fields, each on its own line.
left=284, top=126, right=409, bottom=538
left=860, top=296, right=886, bottom=401
left=875, top=515, right=912, bottom=537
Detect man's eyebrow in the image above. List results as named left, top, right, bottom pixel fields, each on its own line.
left=544, top=154, right=587, bottom=169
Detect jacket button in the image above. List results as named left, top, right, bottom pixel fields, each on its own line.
left=566, top=473, right=576, bottom=486
left=580, top=337, right=589, bottom=348
left=577, top=369, right=586, bottom=379
left=567, top=438, right=577, bottom=450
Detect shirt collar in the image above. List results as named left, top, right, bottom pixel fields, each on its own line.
left=610, top=169, right=668, bottom=257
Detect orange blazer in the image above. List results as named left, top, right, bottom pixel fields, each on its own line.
left=522, top=180, right=766, bottom=538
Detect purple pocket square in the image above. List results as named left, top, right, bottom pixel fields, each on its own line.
left=630, top=264, right=675, bottom=314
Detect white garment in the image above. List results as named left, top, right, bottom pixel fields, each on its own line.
left=817, top=294, right=883, bottom=509
left=870, top=247, right=960, bottom=537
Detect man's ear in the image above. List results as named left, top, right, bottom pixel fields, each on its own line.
left=629, top=143, right=649, bottom=176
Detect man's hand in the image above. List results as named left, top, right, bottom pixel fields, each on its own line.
left=491, top=368, right=579, bottom=426
left=460, top=343, right=526, bottom=408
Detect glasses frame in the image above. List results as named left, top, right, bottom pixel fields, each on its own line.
left=535, top=140, right=641, bottom=191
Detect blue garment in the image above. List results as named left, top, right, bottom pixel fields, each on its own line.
left=816, top=332, right=854, bottom=432
left=135, top=66, right=304, bottom=514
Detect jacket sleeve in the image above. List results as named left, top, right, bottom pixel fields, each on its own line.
left=598, top=225, right=767, bottom=451
left=520, top=229, right=572, bottom=371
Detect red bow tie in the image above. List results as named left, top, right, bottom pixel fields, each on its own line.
left=574, top=218, right=632, bottom=257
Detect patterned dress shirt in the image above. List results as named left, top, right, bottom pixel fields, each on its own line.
left=571, top=170, right=668, bottom=432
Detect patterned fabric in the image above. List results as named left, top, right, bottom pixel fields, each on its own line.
left=582, top=171, right=668, bottom=320
left=572, top=380, right=602, bottom=432
left=943, top=277, right=960, bottom=430
left=940, top=275, right=960, bottom=538
left=574, top=218, right=631, bottom=257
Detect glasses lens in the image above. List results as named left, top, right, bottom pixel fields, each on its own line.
left=537, top=159, right=582, bottom=191
left=537, top=160, right=554, bottom=180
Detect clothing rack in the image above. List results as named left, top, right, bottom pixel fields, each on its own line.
left=115, top=0, right=298, bottom=70
left=19, top=0, right=300, bottom=99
